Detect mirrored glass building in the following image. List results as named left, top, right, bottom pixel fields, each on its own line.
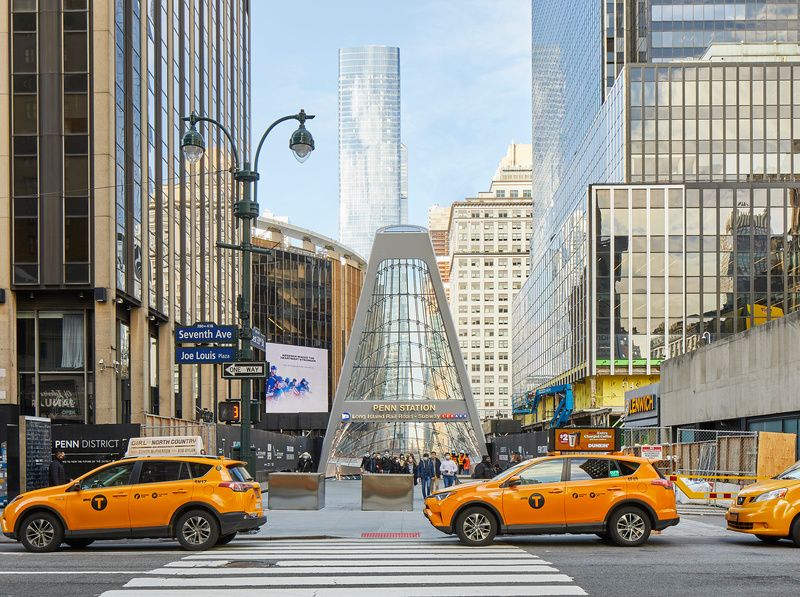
left=338, top=46, right=403, bottom=260
left=513, top=0, right=800, bottom=429
left=321, top=226, right=486, bottom=470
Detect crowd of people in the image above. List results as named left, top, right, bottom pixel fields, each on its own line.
left=360, top=450, right=525, bottom=498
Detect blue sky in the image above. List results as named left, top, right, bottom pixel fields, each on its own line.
left=250, top=0, right=531, bottom=241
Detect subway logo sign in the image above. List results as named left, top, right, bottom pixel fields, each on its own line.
left=626, top=394, right=656, bottom=415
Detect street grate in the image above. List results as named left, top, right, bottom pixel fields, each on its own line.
left=361, top=532, right=421, bottom=539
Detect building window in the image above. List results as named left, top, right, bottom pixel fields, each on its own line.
left=509, top=190, right=519, bottom=198
left=496, top=190, right=505, bottom=198
left=16, top=311, right=93, bottom=423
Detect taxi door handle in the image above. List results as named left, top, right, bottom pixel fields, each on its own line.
left=172, top=490, right=189, bottom=494
left=548, top=489, right=564, bottom=494
left=608, top=487, right=623, bottom=491
left=112, top=493, right=127, bottom=498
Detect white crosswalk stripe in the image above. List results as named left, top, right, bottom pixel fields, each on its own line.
left=100, top=538, right=588, bottom=596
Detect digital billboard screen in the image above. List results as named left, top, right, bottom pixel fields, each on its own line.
left=264, top=343, right=329, bottom=413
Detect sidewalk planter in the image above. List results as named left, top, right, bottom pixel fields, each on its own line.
left=267, top=472, right=326, bottom=510
left=361, top=473, right=414, bottom=511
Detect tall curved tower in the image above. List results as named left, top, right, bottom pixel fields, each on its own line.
left=338, top=46, right=402, bottom=260
left=321, top=226, right=486, bottom=471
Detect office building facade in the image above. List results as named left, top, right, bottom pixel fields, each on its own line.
left=251, top=218, right=367, bottom=431
left=513, top=0, right=800, bottom=428
left=338, top=46, right=402, bottom=259
left=1, top=0, right=250, bottom=424
left=449, top=144, right=533, bottom=419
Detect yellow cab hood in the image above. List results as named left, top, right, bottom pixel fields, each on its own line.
left=738, top=478, right=798, bottom=497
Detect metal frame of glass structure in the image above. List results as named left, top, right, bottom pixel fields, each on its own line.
left=321, top=226, right=486, bottom=469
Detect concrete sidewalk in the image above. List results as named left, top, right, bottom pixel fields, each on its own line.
left=257, top=478, right=446, bottom=540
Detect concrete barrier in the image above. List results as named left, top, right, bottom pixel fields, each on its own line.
left=361, top=473, right=414, bottom=511
left=267, top=472, right=326, bottom=510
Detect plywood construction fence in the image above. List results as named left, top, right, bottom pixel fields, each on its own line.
left=756, top=431, right=797, bottom=477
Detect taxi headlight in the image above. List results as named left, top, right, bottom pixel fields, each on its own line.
left=433, top=492, right=453, bottom=501
left=753, top=488, right=788, bottom=503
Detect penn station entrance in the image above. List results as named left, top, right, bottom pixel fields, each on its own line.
left=319, top=227, right=486, bottom=473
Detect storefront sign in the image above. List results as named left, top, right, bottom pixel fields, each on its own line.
left=549, top=427, right=620, bottom=453
left=339, top=401, right=470, bottom=422
left=624, top=383, right=661, bottom=427
left=38, top=378, right=83, bottom=422
left=626, top=394, right=656, bottom=416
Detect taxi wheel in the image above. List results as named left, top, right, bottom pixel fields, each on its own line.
left=20, top=512, right=64, bottom=553
left=64, top=539, right=95, bottom=549
left=455, top=506, right=497, bottom=547
left=176, top=510, right=220, bottom=551
left=791, top=518, right=800, bottom=547
left=607, top=506, right=651, bottom=547
left=216, top=532, right=237, bottom=545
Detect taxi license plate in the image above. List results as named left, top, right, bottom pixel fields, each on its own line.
left=728, top=512, right=738, bottom=522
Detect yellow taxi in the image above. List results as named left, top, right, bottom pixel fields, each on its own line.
left=424, top=454, right=678, bottom=546
left=725, top=460, right=800, bottom=545
left=1, top=455, right=265, bottom=552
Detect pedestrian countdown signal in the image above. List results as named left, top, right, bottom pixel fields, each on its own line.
left=217, top=400, right=261, bottom=424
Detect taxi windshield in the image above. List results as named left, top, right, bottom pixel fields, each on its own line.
left=491, top=458, right=539, bottom=481
left=776, top=462, right=800, bottom=480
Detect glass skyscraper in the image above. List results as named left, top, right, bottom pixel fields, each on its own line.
left=338, top=46, right=402, bottom=260
left=513, top=0, right=800, bottom=428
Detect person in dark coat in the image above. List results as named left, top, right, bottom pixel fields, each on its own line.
left=415, top=453, right=436, bottom=498
left=360, top=453, right=371, bottom=473
left=48, top=451, right=68, bottom=486
left=381, top=452, right=392, bottom=473
left=472, top=455, right=495, bottom=480
left=296, top=452, right=314, bottom=473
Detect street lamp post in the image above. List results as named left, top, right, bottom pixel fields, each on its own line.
left=181, top=109, right=315, bottom=474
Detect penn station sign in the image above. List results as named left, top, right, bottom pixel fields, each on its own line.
left=340, top=401, right=470, bottom=422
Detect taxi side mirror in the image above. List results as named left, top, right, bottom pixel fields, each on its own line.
left=66, top=482, right=81, bottom=492
left=501, top=478, right=521, bottom=488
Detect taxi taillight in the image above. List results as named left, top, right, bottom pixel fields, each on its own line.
left=651, top=479, right=673, bottom=490
left=219, top=481, right=252, bottom=492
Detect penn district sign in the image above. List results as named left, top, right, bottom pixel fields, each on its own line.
left=340, top=401, right=470, bottom=423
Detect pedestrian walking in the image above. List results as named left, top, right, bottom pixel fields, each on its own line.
left=430, top=451, right=442, bottom=491
left=457, top=451, right=466, bottom=474
left=472, top=454, right=495, bottom=480
left=360, top=453, right=371, bottom=474
left=369, top=452, right=381, bottom=473
left=462, top=453, right=471, bottom=476
left=48, top=450, right=68, bottom=487
left=415, top=453, right=436, bottom=499
left=381, top=452, right=392, bottom=473
left=440, top=453, right=458, bottom=488
left=296, top=452, right=314, bottom=473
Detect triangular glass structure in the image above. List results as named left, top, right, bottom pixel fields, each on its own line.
left=321, top=226, right=486, bottom=470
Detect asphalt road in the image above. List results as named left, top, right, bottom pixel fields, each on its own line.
left=1, top=516, right=798, bottom=596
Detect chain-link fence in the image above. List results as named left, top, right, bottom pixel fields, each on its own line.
left=141, top=415, right=216, bottom=455
left=622, top=426, right=759, bottom=507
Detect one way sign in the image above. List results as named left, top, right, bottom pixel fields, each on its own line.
left=221, top=362, right=268, bottom=379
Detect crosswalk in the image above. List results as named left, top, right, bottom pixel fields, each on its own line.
left=100, top=538, right=587, bottom=596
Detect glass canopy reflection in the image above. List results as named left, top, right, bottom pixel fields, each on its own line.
left=325, top=248, right=484, bottom=466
